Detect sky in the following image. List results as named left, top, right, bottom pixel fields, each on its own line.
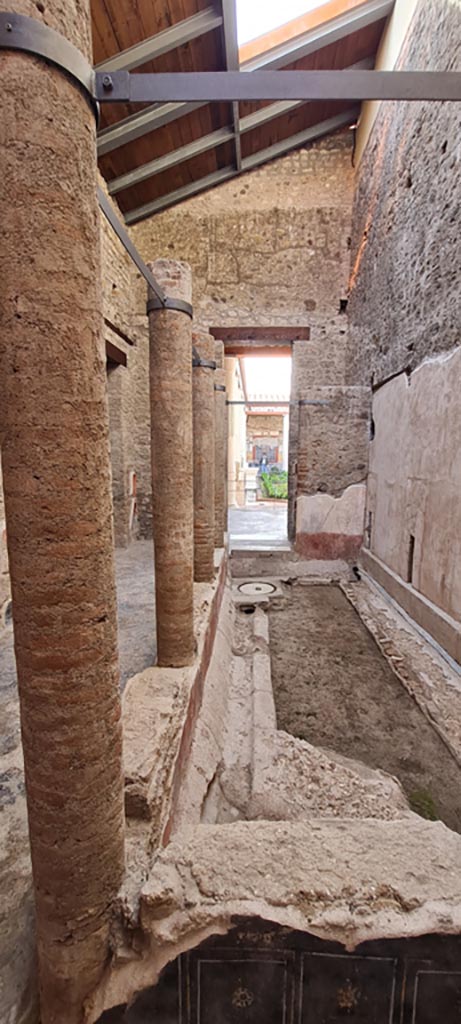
left=236, top=0, right=323, bottom=45
left=242, top=356, right=292, bottom=400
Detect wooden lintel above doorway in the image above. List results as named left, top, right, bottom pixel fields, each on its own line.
left=210, top=326, right=310, bottom=344
left=210, top=326, right=309, bottom=358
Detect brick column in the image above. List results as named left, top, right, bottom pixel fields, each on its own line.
left=192, top=331, right=216, bottom=582
left=214, top=340, right=227, bottom=548
left=0, top=4, right=125, bottom=1021
left=147, top=260, right=195, bottom=666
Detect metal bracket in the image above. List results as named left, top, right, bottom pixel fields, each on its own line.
left=299, top=399, right=331, bottom=406
left=94, top=69, right=461, bottom=105
left=147, top=296, right=193, bottom=318
left=193, top=353, right=217, bottom=369
left=0, top=12, right=98, bottom=117
left=214, top=384, right=226, bottom=393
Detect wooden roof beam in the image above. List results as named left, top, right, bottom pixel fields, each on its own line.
left=96, top=6, right=223, bottom=74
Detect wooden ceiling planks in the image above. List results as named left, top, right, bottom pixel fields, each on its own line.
left=92, top=0, right=210, bottom=64
left=91, top=0, right=390, bottom=220
left=240, top=21, right=384, bottom=160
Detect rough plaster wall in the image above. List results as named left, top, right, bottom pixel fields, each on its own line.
left=348, top=0, right=461, bottom=621
left=132, top=133, right=363, bottom=546
left=368, top=348, right=461, bottom=621
left=348, top=0, right=461, bottom=386
left=132, top=133, right=354, bottom=333
left=100, top=184, right=152, bottom=541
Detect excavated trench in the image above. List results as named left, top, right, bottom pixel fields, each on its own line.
left=269, top=582, right=461, bottom=832
left=93, top=572, right=461, bottom=1023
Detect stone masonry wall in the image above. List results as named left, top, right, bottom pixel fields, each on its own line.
left=132, top=131, right=369, bottom=555
left=348, top=0, right=461, bottom=631
left=348, top=0, right=461, bottom=386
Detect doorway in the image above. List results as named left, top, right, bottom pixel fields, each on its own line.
left=214, top=327, right=299, bottom=550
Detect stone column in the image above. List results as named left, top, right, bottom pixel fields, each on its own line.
left=147, top=261, right=195, bottom=666
left=0, top=4, right=125, bottom=1022
left=214, top=340, right=227, bottom=548
left=192, top=331, right=216, bottom=582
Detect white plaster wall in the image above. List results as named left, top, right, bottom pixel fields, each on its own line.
left=368, top=346, right=461, bottom=621
left=296, top=483, right=366, bottom=537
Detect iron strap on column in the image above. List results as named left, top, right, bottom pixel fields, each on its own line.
left=192, top=349, right=217, bottom=369
left=147, top=295, right=193, bottom=318
left=0, top=12, right=98, bottom=115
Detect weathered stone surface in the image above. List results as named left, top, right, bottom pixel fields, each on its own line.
left=123, top=555, right=227, bottom=841
left=88, top=814, right=461, bottom=1018
left=296, top=387, right=370, bottom=497
left=0, top=3, right=125, bottom=1021
left=147, top=260, right=195, bottom=667
left=348, top=0, right=461, bottom=386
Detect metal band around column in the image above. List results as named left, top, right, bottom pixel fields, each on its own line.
left=147, top=296, right=193, bottom=318
left=0, top=12, right=98, bottom=116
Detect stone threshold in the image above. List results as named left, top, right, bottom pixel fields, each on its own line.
left=360, top=548, right=461, bottom=667
left=122, top=549, right=228, bottom=846
left=229, top=547, right=355, bottom=579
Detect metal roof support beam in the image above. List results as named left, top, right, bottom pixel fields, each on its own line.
left=106, top=58, right=372, bottom=194
left=97, top=100, right=205, bottom=157
left=96, top=69, right=461, bottom=104
left=241, top=0, right=394, bottom=71
left=123, top=108, right=358, bottom=224
left=96, top=6, right=223, bottom=73
left=242, top=108, right=359, bottom=171
left=108, top=126, right=234, bottom=194
left=125, top=166, right=236, bottom=223
left=105, top=102, right=303, bottom=191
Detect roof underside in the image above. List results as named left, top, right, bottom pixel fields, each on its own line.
left=91, top=0, right=393, bottom=224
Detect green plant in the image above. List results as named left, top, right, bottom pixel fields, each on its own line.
left=260, top=470, right=288, bottom=500
left=408, top=788, right=438, bottom=821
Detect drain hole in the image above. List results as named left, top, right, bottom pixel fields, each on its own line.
left=238, top=581, right=276, bottom=596
left=240, top=605, right=256, bottom=615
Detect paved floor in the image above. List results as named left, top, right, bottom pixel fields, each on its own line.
left=228, top=502, right=289, bottom=549
left=0, top=541, right=157, bottom=763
